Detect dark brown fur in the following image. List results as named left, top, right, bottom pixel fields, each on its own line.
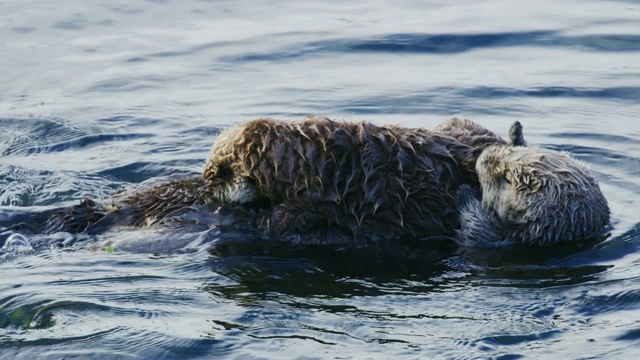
left=203, top=116, right=508, bottom=242
left=9, top=117, right=510, bottom=247
left=40, top=177, right=258, bottom=235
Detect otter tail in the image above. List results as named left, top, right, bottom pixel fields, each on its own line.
left=40, top=198, right=112, bottom=234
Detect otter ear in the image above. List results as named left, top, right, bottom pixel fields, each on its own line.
left=508, top=121, right=527, bottom=147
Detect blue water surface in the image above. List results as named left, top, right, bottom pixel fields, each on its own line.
left=1, top=0, right=640, bottom=359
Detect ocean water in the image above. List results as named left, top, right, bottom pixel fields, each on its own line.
left=1, top=0, right=640, bottom=358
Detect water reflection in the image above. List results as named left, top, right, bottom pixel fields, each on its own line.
left=203, top=233, right=620, bottom=302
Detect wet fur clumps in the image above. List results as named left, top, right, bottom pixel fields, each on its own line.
left=41, top=177, right=214, bottom=234
left=40, top=177, right=261, bottom=235
left=203, top=116, right=494, bottom=243
left=432, top=117, right=510, bottom=184
left=443, top=119, right=609, bottom=246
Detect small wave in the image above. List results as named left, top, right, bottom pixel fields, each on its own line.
left=296, top=85, right=638, bottom=116
left=0, top=117, right=151, bottom=157
left=221, top=31, right=640, bottom=63
left=459, top=86, right=640, bottom=102
left=575, top=288, right=640, bottom=316
left=40, top=133, right=151, bottom=154
left=94, top=162, right=199, bottom=183
left=0, top=117, right=86, bottom=156
left=85, top=76, right=175, bottom=94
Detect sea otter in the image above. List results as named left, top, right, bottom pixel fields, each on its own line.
left=202, top=116, right=516, bottom=244
left=455, top=131, right=610, bottom=246
left=43, top=177, right=213, bottom=233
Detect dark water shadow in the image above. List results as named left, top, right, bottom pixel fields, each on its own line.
left=201, top=226, right=636, bottom=301
left=457, top=225, right=640, bottom=291
left=205, top=239, right=458, bottom=300
left=2, top=182, right=638, bottom=298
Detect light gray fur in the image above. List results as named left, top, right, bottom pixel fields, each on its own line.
left=456, top=123, right=610, bottom=246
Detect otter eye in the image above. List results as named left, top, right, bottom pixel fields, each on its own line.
left=217, top=165, right=233, bottom=181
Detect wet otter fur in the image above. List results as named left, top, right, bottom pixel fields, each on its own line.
left=3, top=116, right=609, bottom=251
left=203, top=116, right=514, bottom=243
left=205, top=116, right=609, bottom=247
left=432, top=117, right=512, bottom=184
left=38, top=176, right=260, bottom=235
left=456, top=123, right=610, bottom=246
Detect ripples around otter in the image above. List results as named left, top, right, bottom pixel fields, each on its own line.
left=2, top=0, right=640, bottom=359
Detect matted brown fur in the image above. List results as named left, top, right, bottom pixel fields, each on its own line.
left=204, top=116, right=492, bottom=242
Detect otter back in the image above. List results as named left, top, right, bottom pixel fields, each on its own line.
left=204, top=116, right=480, bottom=241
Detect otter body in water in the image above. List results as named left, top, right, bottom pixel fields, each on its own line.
left=203, top=116, right=513, bottom=243
left=205, top=116, right=609, bottom=247
left=6, top=116, right=512, bottom=248
left=456, top=135, right=610, bottom=246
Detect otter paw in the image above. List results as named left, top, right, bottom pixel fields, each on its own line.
left=455, top=184, right=506, bottom=247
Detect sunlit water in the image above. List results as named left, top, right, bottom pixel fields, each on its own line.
left=1, top=0, right=640, bottom=358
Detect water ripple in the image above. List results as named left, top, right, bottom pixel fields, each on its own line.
left=33, top=133, right=152, bottom=155
left=459, top=86, right=640, bottom=102
left=222, top=31, right=640, bottom=62
left=575, top=288, right=640, bottom=316
left=0, top=117, right=88, bottom=156
left=293, top=85, right=639, bottom=116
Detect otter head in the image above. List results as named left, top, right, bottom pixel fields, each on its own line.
left=203, top=124, right=260, bottom=204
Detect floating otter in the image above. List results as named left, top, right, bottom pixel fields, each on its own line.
left=204, top=116, right=610, bottom=247
left=37, top=177, right=211, bottom=234
left=456, top=126, right=610, bottom=246
left=203, top=116, right=515, bottom=243
left=2, top=116, right=609, bottom=251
